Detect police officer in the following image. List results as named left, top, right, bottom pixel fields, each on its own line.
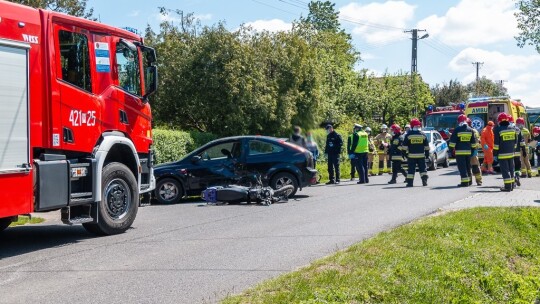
left=467, top=118, right=483, bottom=186
left=388, top=124, right=407, bottom=184
left=494, top=113, right=517, bottom=191
left=516, top=117, right=532, bottom=178
left=347, top=124, right=362, bottom=181
left=351, top=125, right=370, bottom=184
left=402, top=118, right=429, bottom=187
left=374, top=124, right=392, bottom=175
left=324, top=124, right=343, bottom=185
left=449, top=114, right=477, bottom=187
left=508, top=116, right=525, bottom=187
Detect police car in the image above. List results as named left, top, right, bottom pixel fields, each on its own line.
left=423, top=128, right=450, bottom=170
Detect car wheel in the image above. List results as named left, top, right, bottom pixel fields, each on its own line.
left=83, top=162, right=138, bottom=236
left=270, top=172, right=298, bottom=197
left=428, top=154, right=437, bottom=171
left=0, top=217, right=13, bottom=233
left=442, top=154, right=449, bottom=168
left=155, top=178, right=183, bottom=204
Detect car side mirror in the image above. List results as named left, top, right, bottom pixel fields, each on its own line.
left=221, top=149, right=232, bottom=159
left=191, top=156, right=202, bottom=164
left=143, top=66, right=158, bottom=102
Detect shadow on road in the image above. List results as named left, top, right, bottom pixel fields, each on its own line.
left=0, top=224, right=93, bottom=260
left=431, top=185, right=459, bottom=190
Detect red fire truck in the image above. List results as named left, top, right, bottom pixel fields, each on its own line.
left=424, top=104, right=465, bottom=141
left=0, top=2, right=157, bottom=235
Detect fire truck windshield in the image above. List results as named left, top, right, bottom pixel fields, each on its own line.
left=425, top=112, right=460, bottom=130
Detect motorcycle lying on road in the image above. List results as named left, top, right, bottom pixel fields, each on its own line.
left=201, top=174, right=295, bottom=206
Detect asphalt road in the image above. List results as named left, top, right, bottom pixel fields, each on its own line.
left=0, top=166, right=536, bottom=303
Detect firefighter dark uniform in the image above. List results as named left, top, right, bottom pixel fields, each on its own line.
left=449, top=119, right=477, bottom=187
left=402, top=119, right=429, bottom=187
left=388, top=125, right=407, bottom=184
left=494, top=113, right=516, bottom=191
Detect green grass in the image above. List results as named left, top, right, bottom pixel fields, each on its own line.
left=9, top=216, right=45, bottom=227
left=223, top=208, right=540, bottom=304
left=317, top=154, right=390, bottom=183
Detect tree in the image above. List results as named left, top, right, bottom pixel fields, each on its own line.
left=7, top=0, right=94, bottom=19
left=303, top=1, right=341, bottom=33
left=515, top=0, right=540, bottom=53
left=430, top=79, right=469, bottom=106
left=466, top=77, right=508, bottom=97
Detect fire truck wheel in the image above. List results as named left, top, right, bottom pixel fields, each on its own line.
left=0, top=217, right=13, bottom=233
left=83, top=162, right=138, bottom=236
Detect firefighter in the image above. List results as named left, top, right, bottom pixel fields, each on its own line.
left=494, top=113, right=517, bottom=191
left=508, top=116, right=525, bottom=187
left=347, top=124, right=362, bottom=181
left=467, top=118, right=483, bottom=186
left=402, top=118, right=429, bottom=187
left=365, top=127, right=376, bottom=176
left=449, top=114, right=477, bottom=187
left=388, top=124, right=407, bottom=184
left=480, top=121, right=495, bottom=174
left=516, top=117, right=532, bottom=178
left=374, top=124, right=392, bottom=175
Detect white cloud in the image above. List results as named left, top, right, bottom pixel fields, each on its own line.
left=417, top=0, right=518, bottom=47
left=157, top=12, right=212, bottom=23
left=244, top=19, right=292, bottom=32
left=339, top=1, right=416, bottom=44
left=449, top=48, right=540, bottom=106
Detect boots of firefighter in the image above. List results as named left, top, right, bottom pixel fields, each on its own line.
left=378, top=160, right=384, bottom=175
left=458, top=182, right=469, bottom=187
left=500, top=184, right=513, bottom=192
left=406, top=178, right=413, bottom=187
left=388, top=179, right=397, bottom=184
left=515, top=172, right=521, bottom=187
left=472, top=165, right=482, bottom=186
left=421, top=175, right=428, bottom=186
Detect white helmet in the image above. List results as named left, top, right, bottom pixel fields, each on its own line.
left=405, top=124, right=411, bottom=129
left=365, top=127, right=372, bottom=133
left=381, top=124, right=388, bottom=130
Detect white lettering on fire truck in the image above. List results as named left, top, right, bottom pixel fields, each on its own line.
left=69, top=110, right=96, bottom=127
left=22, top=34, right=38, bottom=44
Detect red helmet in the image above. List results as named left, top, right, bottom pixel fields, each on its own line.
left=516, top=117, right=525, bottom=125
left=457, top=114, right=468, bottom=124
left=497, top=112, right=510, bottom=123
left=410, top=118, right=421, bottom=128
left=508, top=116, right=514, bottom=123
left=390, top=124, right=401, bottom=134
left=534, top=126, right=540, bottom=135
left=466, top=118, right=472, bottom=126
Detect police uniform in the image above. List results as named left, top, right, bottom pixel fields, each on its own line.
left=402, top=130, right=429, bottom=186
left=388, top=133, right=407, bottom=183
left=449, top=124, right=477, bottom=187
left=352, top=129, right=369, bottom=184
left=494, top=122, right=516, bottom=191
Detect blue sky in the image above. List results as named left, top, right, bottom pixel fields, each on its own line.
left=89, top=0, right=540, bottom=106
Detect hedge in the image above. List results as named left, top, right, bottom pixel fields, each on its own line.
left=152, top=129, right=220, bottom=164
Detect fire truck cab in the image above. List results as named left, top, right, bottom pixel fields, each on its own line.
left=424, top=104, right=465, bottom=142
left=0, top=2, right=157, bottom=235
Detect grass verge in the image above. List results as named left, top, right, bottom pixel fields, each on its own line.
left=223, top=207, right=540, bottom=303
left=9, top=216, right=45, bottom=227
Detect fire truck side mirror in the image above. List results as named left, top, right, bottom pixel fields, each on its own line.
left=143, top=65, right=158, bottom=102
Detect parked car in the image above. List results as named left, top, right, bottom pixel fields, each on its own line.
left=153, top=136, right=318, bottom=204
left=423, top=128, right=450, bottom=170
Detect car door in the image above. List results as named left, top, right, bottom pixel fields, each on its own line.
left=187, top=140, right=243, bottom=190
left=245, top=139, right=287, bottom=176
left=434, top=132, right=446, bottom=162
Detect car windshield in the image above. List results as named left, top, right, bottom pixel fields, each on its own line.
left=425, top=132, right=432, bottom=142
left=425, top=113, right=460, bottom=129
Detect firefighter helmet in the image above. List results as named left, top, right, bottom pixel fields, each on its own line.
left=410, top=118, right=421, bottom=128
left=508, top=116, right=514, bottom=123
left=533, top=126, right=540, bottom=135
left=365, top=127, right=372, bottom=133
left=516, top=117, right=525, bottom=125
left=457, top=114, right=468, bottom=124
left=381, top=124, right=388, bottom=130
left=497, top=112, right=510, bottom=123
left=466, top=117, right=472, bottom=126
left=390, top=124, right=401, bottom=134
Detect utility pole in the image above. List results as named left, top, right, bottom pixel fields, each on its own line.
left=404, top=29, right=428, bottom=74
left=472, top=62, right=484, bottom=96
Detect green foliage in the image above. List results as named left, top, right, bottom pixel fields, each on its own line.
left=515, top=0, right=540, bottom=53
left=9, top=216, right=45, bottom=227
left=188, top=131, right=218, bottom=151
left=431, top=79, right=469, bottom=106
left=467, top=76, right=508, bottom=98
left=224, top=208, right=540, bottom=304
left=152, top=129, right=194, bottom=164
left=7, top=0, right=94, bottom=19
left=302, top=1, right=341, bottom=33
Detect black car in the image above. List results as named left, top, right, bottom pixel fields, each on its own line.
left=153, top=136, right=318, bottom=204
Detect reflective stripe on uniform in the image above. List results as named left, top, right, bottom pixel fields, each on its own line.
left=498, top=153, right=514, bottom=159
left=391, top=156, right=403, bottom=161
left=503, top=178, right=515, bottom=184
left=408, top=153, right=425, bottom=158
left=461, top=177, right=471, bottom=183
left=407, top=174, right=415, bottom=179
left=493, top=145, right=499, bottom=150
left=455, top=150, right=471, bottom=156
